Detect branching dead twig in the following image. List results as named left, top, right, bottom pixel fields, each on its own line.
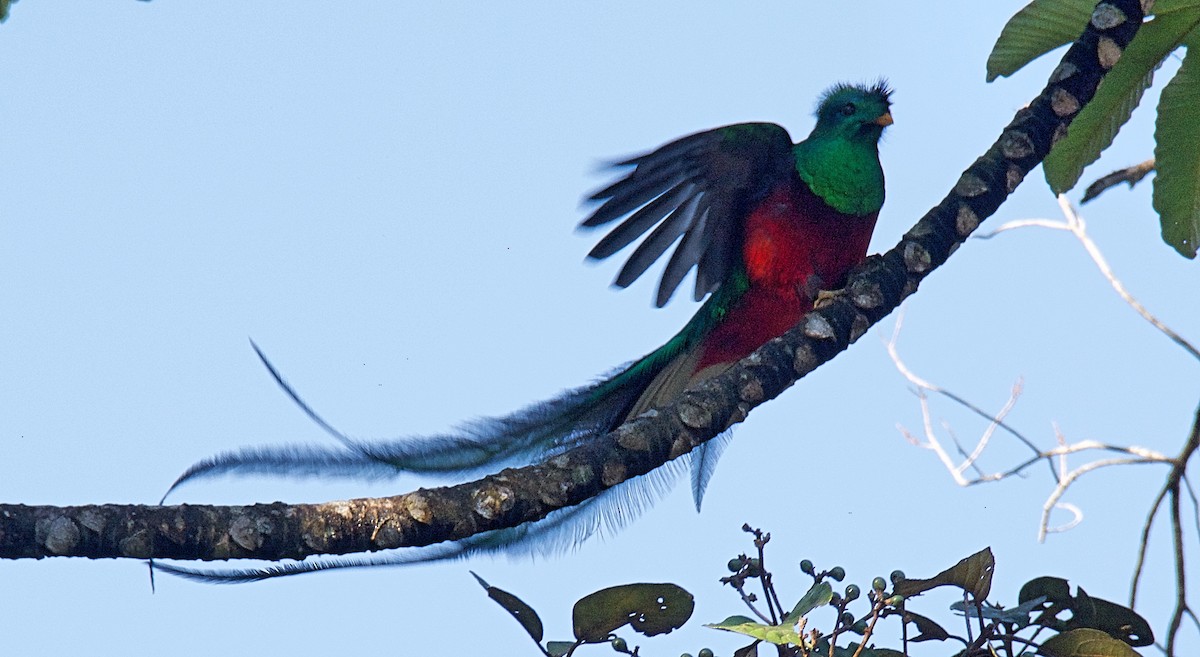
left=899, top=196, right=1200, bottom=654
left=1131, top=401, right=1200, bottom=656
left=978, top=195, right=1200, bottom=364
left=890, top=323, right=1173, bottom=538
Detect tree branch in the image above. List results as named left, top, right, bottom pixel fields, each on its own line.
left=0, top=1, right=1146, bottom=563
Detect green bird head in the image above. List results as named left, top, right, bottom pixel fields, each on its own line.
left=811, top=80, right=893, bottom=141
left=795, top=80, right=892, bottom=216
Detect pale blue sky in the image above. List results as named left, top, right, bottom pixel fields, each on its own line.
left=2, top=3, right=1196, bottom=655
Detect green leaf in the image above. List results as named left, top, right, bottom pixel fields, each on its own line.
left=545, top=641, right=576, bottom=657
left=1039, top=628, right=1143, bottom=657
left=1020, top=576, right=1073, bottom=605
left=892, top=547, right=994, bottom=600
left=1073, top=588, right=1155, bottom=647
left=471, top=571, right=544, bottom=643
left=987, top=0, right=1096, bottom=81
left=572, top=583, right=694, bottom=642
left=782, top=581, right=833, bottom=624
left=705, top=617, right=804, bottom=646
left=1045, top=8, right=1200, bottom=193
left=732, top=643, right=759, bottom=657
left=1157, top=0, right=1200, bottom=15
left=812, top=640, right=891, bottom=657
left=899, top=609, right=952, bottom=642
left=1018, top=577, right=1154, bottom=646
left=1154, top=43, right=1200, bottom=258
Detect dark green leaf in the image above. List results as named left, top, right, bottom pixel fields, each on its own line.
left=812, top=641, right=882, bottom=657
left=1157, top=0, right=1200, bottom=15
left=834, top=642, right=891, bottom=657
left=1039, top=628, right=1142, bottom=657
left=900, top=609, right=951, bottom=642
left=1154, top=43, right=1200, bottom=257
left=1018, top=577, right=1154, bottom=646
left=987, top=0, right=1096, bottom=81
left=891, top=547, right=994, bottom=600
left=1020, top=576, right=1073, bottom=604
left=572, top=583, right=693, bottom=642
left=1045, top=9, right=1200, bottom=193
left=1074, top=589, right=1155, bottom=647
left=471, top=571, right=544, bottom=643
left=732, top=642, right=759, bottom=657
left=546, top=641, right=576, bottom=657
left=782, top=581, right=833, bottom=624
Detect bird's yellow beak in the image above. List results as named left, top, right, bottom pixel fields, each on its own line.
left=875, top=112, right=894, bottom=127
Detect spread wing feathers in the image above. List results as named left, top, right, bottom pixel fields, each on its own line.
left=582, top=123, right=796, bottom=307
left=161, top=341, right=665, bottom=502
left=153, top=449, right=691, bottom=583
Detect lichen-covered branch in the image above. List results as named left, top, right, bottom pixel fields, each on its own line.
left=0, top=1, right=1146, bottom=563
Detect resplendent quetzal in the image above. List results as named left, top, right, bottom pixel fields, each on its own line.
left=160, top=81, right=891, bottom=576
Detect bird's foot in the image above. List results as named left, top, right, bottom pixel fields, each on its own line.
left=812, top=287, right=847, bottom=309
left=800, top=274, right=846, bottom=309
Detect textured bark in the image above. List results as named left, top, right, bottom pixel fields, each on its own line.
left=0, top=0, right=1146, bottom=563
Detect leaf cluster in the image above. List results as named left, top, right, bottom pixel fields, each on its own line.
left=475, top=530, right=1152, bottom=657
left=990, top=0, right=1200, bottom=258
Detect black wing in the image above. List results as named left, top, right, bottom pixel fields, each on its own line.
left=581, top=123, right=796, bottom=307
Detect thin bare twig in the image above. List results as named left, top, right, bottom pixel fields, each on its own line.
left=955, top=197, right=1200, bottom=653
left=978, top=195, right=1200, bottom=363
left=1131, top=400, right=1200, bottom=656
left=887, top=312, right=1047, bottom=482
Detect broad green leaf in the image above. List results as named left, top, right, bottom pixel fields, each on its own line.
left=572, top=583, right=693, bottom=642
left=782, top=581, right=833, bottom=624
left=546, top=641, right=576, bottom=657
left=706, top=616, right=804, bottom=646
left=1045, top=9, right=1200, bottom=193
left=1154, top=43, right=1200, bottom=257
left=0, top=0, right=13, bottom=23
left=1158, top=0, right=1200, bottom=15
left=1073, top=588, right=1155, bottom=647
left=900, top=609, right=952, bottom=642
left=1020, top=575, right=1073, bottom=604
left=1018, top=577, right=1154, bottom=646
left=1040, top=628, right=1142, bottom=657
left=987, top=0, right=1095, bottom=81
left=471, top=571, right=544, bottom=643
left=892, top=547, right=994, bottom=600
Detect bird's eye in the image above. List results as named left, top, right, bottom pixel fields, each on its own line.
left=840, top=102, right=857, bottom=116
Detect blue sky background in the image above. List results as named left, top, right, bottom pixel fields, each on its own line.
left=2, top=2, right=1197, bottom=655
